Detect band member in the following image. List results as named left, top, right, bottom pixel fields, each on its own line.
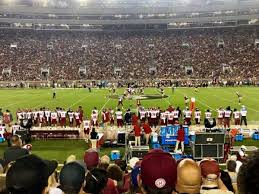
left=233, top=108, right=241, bottom=126
left=194, top=108, right=201, bottom=126
left=143, top=121, right=152, bottom=145
left=224, top=106, right=232, bottom=128
left=217, top=107, right=224, bottom=128
left=174, top=125, right=185, bottom=153
left=116, top=109, right=123, bottom=128
left=240, top=105, right=248, bottom=126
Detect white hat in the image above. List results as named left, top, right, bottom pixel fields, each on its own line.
left=49, top=188, right=63, bottom=194
left=129, top=157, right=140, bottom=169
left=240, top=145, right=247, bottom=151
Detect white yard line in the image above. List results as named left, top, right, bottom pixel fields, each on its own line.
left=100, top=98, right=111, bottom=111
left=177, top=89, right=216, bottom=111
left=66, top=96, right=88, bottom=109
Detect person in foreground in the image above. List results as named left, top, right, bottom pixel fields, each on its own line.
left=3, top=135, right=29, bottom=166
left=199, top=159, right=234, bottom=194
left=237, top=150, right=259, bottom=194
left=59, top=161, right=86, bottom=194
left=173, top=158, right=201, bottom=194
left=6, top=154, right=58, bottom=194
left=137, top=149, right=177, bottom=194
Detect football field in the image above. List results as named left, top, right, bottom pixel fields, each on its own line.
left=0, top=86, right=259, bottom=162
left=0, top=86, right=258, bottom=122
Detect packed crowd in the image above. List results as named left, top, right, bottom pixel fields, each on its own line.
left=0, top=27, right=258, bottom=81
left=0, top=134, right=258, bottom=194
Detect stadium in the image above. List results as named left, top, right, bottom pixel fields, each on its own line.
left=0, top=0, right=259, bottom=194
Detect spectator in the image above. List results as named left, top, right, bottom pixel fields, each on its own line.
left=6, top=154, right=57, bottom=194
left=84, top=149, right=100, bottom=171
left=99, top=155, right=110, bottom=171
left=139, top=149, right=177, bottom=194
left=220, top=170, right=234, bottom=193
left=226, top=160, right=237, bottom=185
left=84, top=168, right=108, bottom=194
left=3, top=135, right=29, bottom=167
left=107, top=164, right=123, bottom=183
left=90, top=128, right=98, bottom=140
left=45, top=171, right=60, bottom=194
left=59, top=162, right=86, bottom=194
left=237, top=151, right=259, bottom=194
left=174, top=159, right=201, bottom=194
left=199, top=159, right=234, bottom=194
left=83, top=149, right=118, bottom=194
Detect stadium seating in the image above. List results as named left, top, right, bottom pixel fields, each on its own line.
left=0, top=28, right=258, bottom=82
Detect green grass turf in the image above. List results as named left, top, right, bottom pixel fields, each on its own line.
left=0, top=86, right=258, bottom=122
left=0, top=87, right=258, bottom=162
left=0, top=139, right=126, bottom=163
left=0, top=139, right=258, bottom=163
